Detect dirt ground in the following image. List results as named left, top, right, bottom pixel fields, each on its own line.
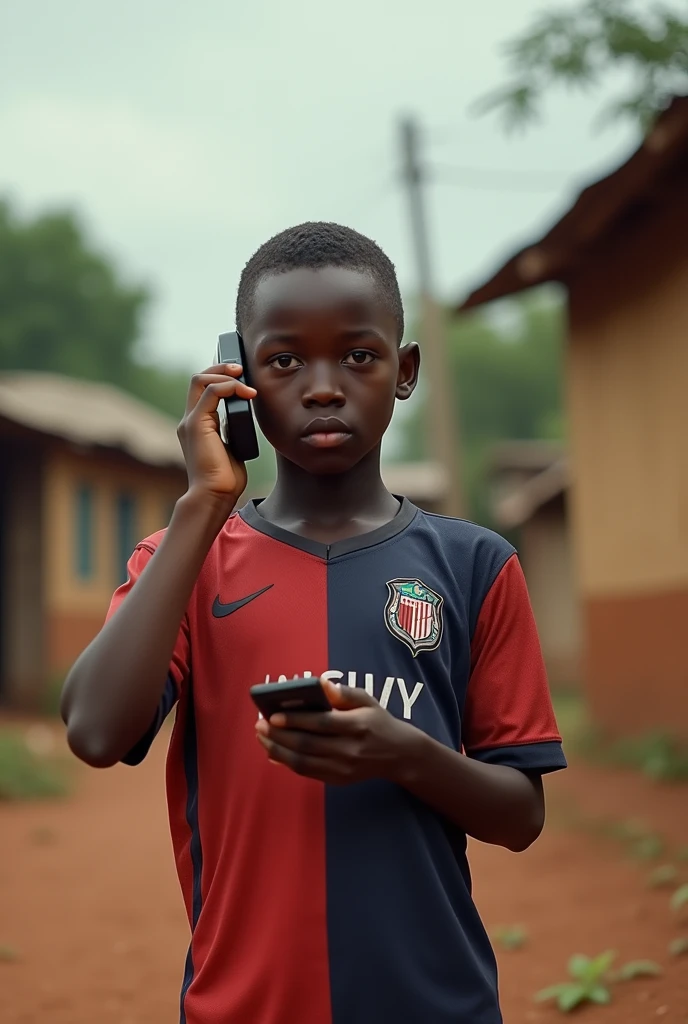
left=2, top=724, right=688, bottom=1024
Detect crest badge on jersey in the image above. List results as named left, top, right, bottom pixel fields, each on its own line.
left=384, top=578, right=444, bottom=656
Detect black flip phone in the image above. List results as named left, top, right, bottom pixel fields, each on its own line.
left=215, top=331, right=260, bottom=462
left=250, top=677, right=332, bottom=719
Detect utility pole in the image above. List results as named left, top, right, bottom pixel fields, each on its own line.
left=399, top=116, right=465, bottom=519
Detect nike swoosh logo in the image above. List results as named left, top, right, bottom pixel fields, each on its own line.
left=212, top=584, right=273, bottom=618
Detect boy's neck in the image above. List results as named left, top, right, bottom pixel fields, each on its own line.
left=257, top=446, right=400, bottom=543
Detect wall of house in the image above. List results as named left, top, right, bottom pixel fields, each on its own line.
left=567, top=183, right=688, bottom=735
left=520, top=496, right=581, bottom=689
left=42, top=445, right=186, bottom=681
left=0, top=432, right=45, bottom=707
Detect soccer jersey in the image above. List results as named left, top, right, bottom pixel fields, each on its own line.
left=107, top=497, right=566, bottom=1024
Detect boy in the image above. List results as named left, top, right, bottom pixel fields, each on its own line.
left=62, top=222, right=566, bottom=1024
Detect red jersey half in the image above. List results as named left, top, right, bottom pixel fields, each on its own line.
left=107, top=499, right=566, bottom=1024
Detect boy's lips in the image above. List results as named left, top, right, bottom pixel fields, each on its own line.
left=301, top=417, right=353, bottom=449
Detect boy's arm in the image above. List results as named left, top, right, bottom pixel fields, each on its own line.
left=398, top=550, right=566, bottom=849
left=393, top=727, right=547, bottom=852
left=61, top=494, right=228, bottom=767
left=61, top=364, right=256, bottom=768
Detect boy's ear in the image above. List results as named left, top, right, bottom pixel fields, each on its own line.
left=396, top=342, right=420, bottom=401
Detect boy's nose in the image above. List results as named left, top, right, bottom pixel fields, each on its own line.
left=301, top=364, right=345, bottom=407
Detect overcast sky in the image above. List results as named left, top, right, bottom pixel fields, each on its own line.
left=2, top=0, right=638, bottom=370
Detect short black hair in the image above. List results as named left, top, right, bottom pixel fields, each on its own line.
left=235, top=222, right=404, bottom=341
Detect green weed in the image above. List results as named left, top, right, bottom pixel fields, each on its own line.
left=647, top=865, right=679, bottom=888
left=0, top=730, right=69, bottom=801
left=670, top=884, right=688, bottom=912
left=536, top=951, right=615, bottom=1013
left=551, top=694, right=688, bottom=782
left=630, top=834, right=665, bottom=862
left=41, top=674, right=65, bottom=718
left=610, top=733, right=688, bottom=782
left=613, top=960, right=662, bottom=981
left=492, top=925, right=528, bottom=951
left=669, top=937, right=688, bottom=957
left=0, top=945, right=19, bottom=963
left=536, top=952, right=662, bottom=1013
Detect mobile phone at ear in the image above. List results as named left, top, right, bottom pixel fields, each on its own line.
left=215, top=331, right=260, bottom=462
left=250, top=677, right=332, bottom=719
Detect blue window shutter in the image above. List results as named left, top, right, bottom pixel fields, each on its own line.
left=116, top=493, right=137, bottom=585
left=75, top=485, right=94, bottom=580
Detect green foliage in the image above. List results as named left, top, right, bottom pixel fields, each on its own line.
left=648, top=864, right=679, bottom=888
left=669, top=936, right=688, bottom=956
left=492, top=925, right=529, bottom=951
left=605, top=733, right=688, bottom=782
left=0, top=199, right=148, bottom=381
left=475, top=0, right=688, bottom=133
left=41, top=674, right=66, bottom=718
left=397, top=293, right=564, bottom=523
left=536, top=951, right=663, bottom=1013
left=0, top=730, right=69, bottom=801
left=630, top=834, right=665, bottom=862
left=671, top=884, right=688, bottom=911
left=614, top=960, right=662, bottom=981
left=0, top=945, right=19, bottom=963
left=124, top=361, right=191, bottom=420
left=536, top=950, right=615, bottom=1012
left=558, top=692, right=688, bottom=783
left=0, top=197, right=193, bottom=422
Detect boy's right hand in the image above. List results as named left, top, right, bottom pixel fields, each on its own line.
left=177, top=363, right=257, bottom=509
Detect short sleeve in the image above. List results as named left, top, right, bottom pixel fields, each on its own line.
left=105, top=541, right=191, bottom=765
left=463, top=553, right=566, bottom=775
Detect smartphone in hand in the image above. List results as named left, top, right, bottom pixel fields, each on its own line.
left=215, top=331, right=260, bottom=462
left=250, top=678, right=332, bottom=719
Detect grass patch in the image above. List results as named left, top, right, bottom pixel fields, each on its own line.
left=535, top=951, right=662, bottom=1014
left=0, top=729, right=70, bottom=801
left=492, top=925, right=528, bottom=951
left=41, top=674, right=65, bottom=718
left=552, top=692, right=688, bottom=782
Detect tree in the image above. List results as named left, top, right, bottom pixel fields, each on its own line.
left=0, top=199, right=150, bottom=384
left=474, top=0, right=688, bottom=133
left=0, top=198, right=195, bottom=421
left=0, top=199, right=194, bottom=420
left=396, top=294, right=565, bottom=524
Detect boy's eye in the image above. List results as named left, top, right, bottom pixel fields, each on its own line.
left=271, top=354, right=301, bottom=370
left=344, top=351, right=375, bottom=365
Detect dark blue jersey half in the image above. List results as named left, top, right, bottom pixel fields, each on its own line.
left=108, top=498, right=566, bottom=1024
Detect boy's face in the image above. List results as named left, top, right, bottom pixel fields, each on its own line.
left=243, top=266, right=419, bottom=474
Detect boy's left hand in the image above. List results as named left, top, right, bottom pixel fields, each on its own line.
left=255, top=679, right=412, bottom=785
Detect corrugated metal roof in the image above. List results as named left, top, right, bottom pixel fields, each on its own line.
left=456, top=95, right=688, bottom=311
left=0, top=372, right=185, bottom=468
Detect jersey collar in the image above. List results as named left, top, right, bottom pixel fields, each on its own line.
left=238, top=496, right=418, bottom=560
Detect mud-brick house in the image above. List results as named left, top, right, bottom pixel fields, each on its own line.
left=457, top=97, right=688, bottom=738
left=0, top=373, right=187, bottom=709
left=488, top=441, right=579, bottom=690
